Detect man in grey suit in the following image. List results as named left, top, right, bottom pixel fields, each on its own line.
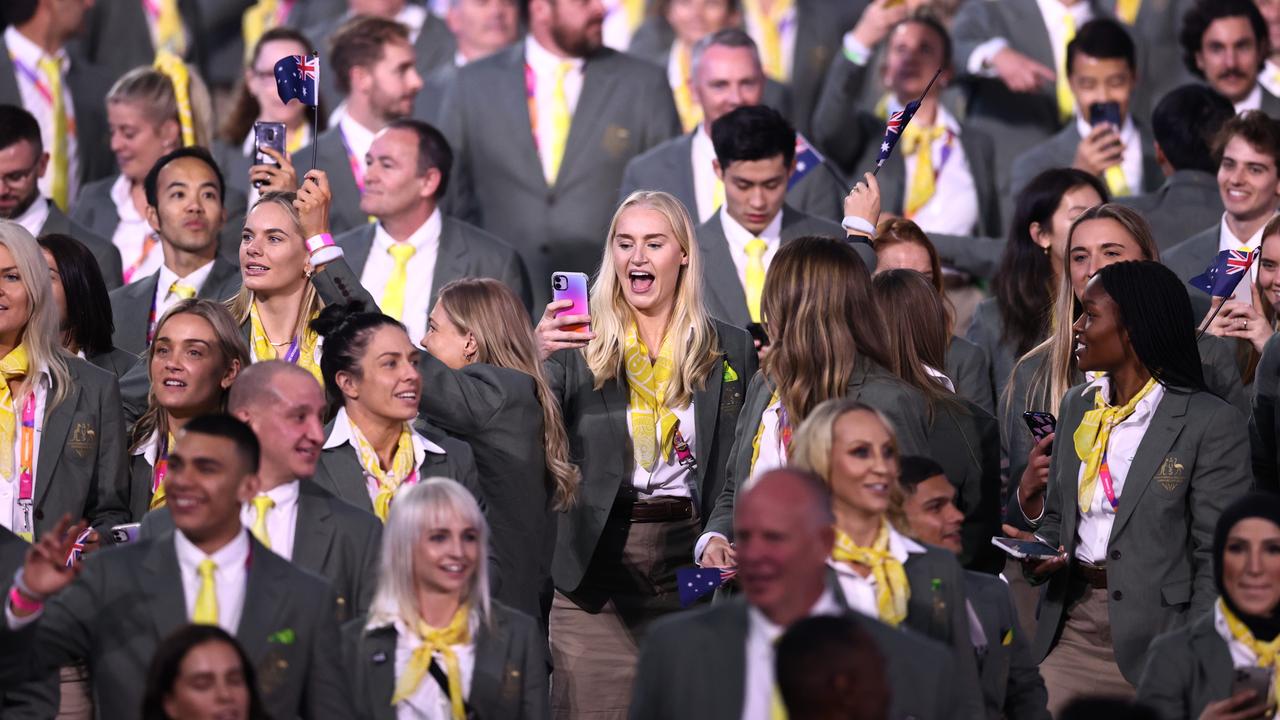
left=1010, top=19, right=1163, bottom=205
left=1180, top=0, right=1280, bottom=116
left=0, top=414, right=356, bottom=719
left=335, top=118, right=531, bottom=341
left=1, top=0, right=116, bottom=204
left=1117, top=84, right=1234, bottom=250
left=296, top=16, right=424, bottom=235
left=108, top=148, right=243, bottom=356
left=630, top=469, right=960, bottom=720
left=71, top=0, right=203, bottom=87
left=619, top=29, right=848, bottom=226
left=0, top=105, right=122, bottom=287
left=437, top=0, right=682, bottom=309
left=413, top=0, right=520, bottom=123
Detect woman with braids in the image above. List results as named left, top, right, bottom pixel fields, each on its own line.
left=419, top=277, right=578, bottom=625
left=1005, top=261, right=1252, bottom=714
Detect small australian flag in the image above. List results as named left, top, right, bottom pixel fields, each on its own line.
left=789, top=133, right=824, bottom=190
left=677, top=567, right=724, bottom=607
left=275, top=54, right=320, bottom=107
left=1189, top=247, right=1258, bottom=298
left=876, top=99, right=922, bottom=170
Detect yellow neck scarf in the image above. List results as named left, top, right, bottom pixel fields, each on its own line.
left=149, top=431, right=178, bottom=511
left=831, top=522, right=910, bottom=627
left=350, top=421, right=416, bottom=522
left=0, top=345, right=30, bottom=481
left=248, top=302, right=323, bottom=384
left=1072, top=377, right=1157, bottom=511
left=622, top=323, right=679, bottom=471
left=1221, top=598, right=1280, bottom=705
left=391, top=604, right=471, bottom=719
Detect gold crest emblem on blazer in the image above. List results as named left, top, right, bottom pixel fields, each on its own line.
left=1155, top=456, right=1186, bottom=491
left=602, top=125, right=631, bottom=158
left=68, top=422, right=97, bottom=459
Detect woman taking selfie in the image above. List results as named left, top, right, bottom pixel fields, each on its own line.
left=534, top=191, right=754, bottom=717
left=127, top=299, right=249, bottom=518
left=420, top=278, right=579, bottom=624
left=787, top=397, right=984, bottom=718
left=696, top=235, right=930, bottom=569
left=1137, top=492, right=1280, bottom=720
left=343, top=478, right=550, bottom=719
left=38, top=233, right=136, bottom=377
left=310, top=302, right=481, bottom=520
left=1010, top=261, right=1251, bottom=714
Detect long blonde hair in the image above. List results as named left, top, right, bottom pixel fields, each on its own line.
left=227, top=192, right=322, bottom=332
left=584, top=192, right=720, bottom=405
left=106, top=64, right=214, bottom=149
left=435, top=279, right=580, bottom=510
left=0, top=223, right=70, bottom=408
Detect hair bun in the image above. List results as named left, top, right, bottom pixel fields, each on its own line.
left=309, top=300, right=368, bottom=338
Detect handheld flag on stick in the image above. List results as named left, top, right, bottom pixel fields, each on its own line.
left=873, top=66, right=945, bottom=176
left=677, top=567, right=724, bottom=607
left=274, top=53, right=321, bottom=171
left=1192, top=247, right=1259, bottom=337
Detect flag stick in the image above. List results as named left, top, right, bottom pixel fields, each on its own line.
left=1196, top=297, right=1227, bottom=340
left=872, top=65, right=945, bottom=177
left=311, top=52, right=321, bottom=178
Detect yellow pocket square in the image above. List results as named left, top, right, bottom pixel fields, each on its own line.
left=1001, top=628, right=1013, bottom=646
left=723, top=362, right=738, bottom=383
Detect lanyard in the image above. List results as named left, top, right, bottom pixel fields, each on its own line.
left=15, top=392, right=37, bottom=540
left=524, top=63, right=539, bottom=152
left=282, top=335, right=301, bottom=364
left=152, top=433, right=169, bottom=495
left=672, top=429, right=696, bottom=470
left=125, top=232, right=159, bottom=286
left=7, top=52, right=53, bottom=105
left=1097, top=447, right=1120, bottom=511
left=340, top=129, right=365, bottom=193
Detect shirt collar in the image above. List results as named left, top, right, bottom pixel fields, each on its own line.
left=692, top=122, right=715, bottom=160
left=373, top=207, right=442, bottom=251
left=323, top=406, right=447, bottom=459
left=1035, top=0, right=1092, bottom=26
left=1236, top=83, right=1264, bottom=114
left=250, top=479, right=301, bottom=511
left=524, top=34, right=584, bottom=76
left=747, top=588, right=841, bottom=643
left=923, top=365, right=955, bottom=393
left=1220, top=212, right=1273, bottom=249
left=1081, top=374, right=1165, bottom=421
left=12, top=196, right=50, bottom=238
left=157, top=258, right=216, bottom=295
left=3, top=26, right=70, bottom=74
left=338, top=114, right=378, bottom=165
left=174, top=527, right=251, bottom=570
left=719, top=204, right=783, bottom=247
left=110, top=174, right=144, bottom=223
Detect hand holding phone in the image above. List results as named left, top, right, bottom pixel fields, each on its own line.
left=535, top=272, right=595, bottom=360
left=550, top=272, right=589, bottom=333
left=992, top=537, right=1061, bottom=560
left=1022, top=411, right=1056, bottom=443
left=252, top=121, right=287, bottom=189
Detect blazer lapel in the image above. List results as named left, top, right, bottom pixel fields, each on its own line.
left=556, top=52, right=614, bottom=186
left=122, top=272, right=161, bottom=352
left=1109, top=391, right=1187, bottom=542
left=141, top=533, right=190, bottom=640
left=0, top=42, right=20, bottom=105
left=34, top=378, right=81, bottom=510
left=290, top=483, right=335, bottom=574
left=200, top=257, right=240, bottom=301
left=236, top=538, right=287, bottom=662
left=430, top=219, right=470, bottom=308
left=319, top=130, right=365, bottom=230
left=470, top=612, right=512, bottom=714
left=698, top=215, right=751, bottom=326
left=877, top=154, right=908, bottom=215
left=670, top=134, right=699, bottom=213
left=318, top=448, right=376, bottom=514
left=499, top=46, right=548, bottom=191
left=691, top=347, right=724, bottom=495
left=339, top=224, right=376, bottom=279
left=602, top=374, right=633, bottom=480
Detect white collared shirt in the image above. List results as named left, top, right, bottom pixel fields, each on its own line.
left=1217, top=212, right=1273, bottom=304
left=752, top=396, right=787, bottom=483
left=174, top=528, right=250, bottom=633
left=240, top=480, right=301, bottom=561
left=719, top=205, right=782, bottom=299
left=111, top=174, right=161, bottom=282
left=323, top=407, right=448, bottom=505
left=397, top=3, right=427, bottom=43
left=152, top=259, right=216, bottom=332
left=1074, top=113, right=1144, bottom=199
left=1073, top=376, right=1166, bottom=564
left=966, top=0, right=1092, bottom=81
left=743, top=589, right=842, bottom=720
left=524, top=35, right=585, bottom=183
left=1237, top=83, right=1264, bottom=114
left=891, top=101, right=980, bottom=236
left=741, top=0, right=797, bottom=82
left=691, top=125, right=720, bottom=222
left=361, top=209, right=443, bottom=345
left=924, top=364, right=956, bottom=393
left=339, top=113, right=378, bottom=188
left=625, top=398, right=696, bottom=499
left=829, top=523, right=928, bottom=619
left=4, top=26, right=79, bottom=207
left=0, top=369, right=50, bottom=537
left=391, top=614, right=478, bottom=719
left=11, top=196, right=50, bottom=240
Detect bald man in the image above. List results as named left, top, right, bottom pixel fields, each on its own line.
left=630, top=468, right=962, bottom=720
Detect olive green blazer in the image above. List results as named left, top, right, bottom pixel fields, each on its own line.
left=1136, top=610, right=1235, bottom=720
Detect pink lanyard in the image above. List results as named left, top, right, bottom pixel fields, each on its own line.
left=340, top=130, right=365, bottom=193
left=524, top=63, right=539, bottom=151
left=152, top=433, right=169, bottom=495
left=15, top=392, right=37, bottom=537
left=1097, top=448, right=1120, bottom=511
left=8, top=53, right=53, bottom=105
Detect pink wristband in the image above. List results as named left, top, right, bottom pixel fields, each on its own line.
left=305, top=233, right=334, bottom=255
left=8, top=586, right=42, bottom=614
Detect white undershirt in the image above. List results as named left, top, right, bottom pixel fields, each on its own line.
left=691, top=125, right=720, bottom=223
left=1237, top=84, right=1264, bottom=115
left=741, top=0, right=797, bottom=81
left=887, top=100, right=980, bottom=236
left=322, top=406, right=448, bottom=507
left=174, top=528, right=250, bottom=634
left=0, top=370, right=49, bottom=537
left=625, top=398, right=696, bottom=499
left=10, top=196, right=51, bottom=239
left=742, top=589, right=842, bottom=720
left=1073, top=113, right=1144, bottom=198
left=391, top=614, right=478, bottom=719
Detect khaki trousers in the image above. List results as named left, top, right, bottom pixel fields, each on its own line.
left=1040, top=585, right=1134, bottom=718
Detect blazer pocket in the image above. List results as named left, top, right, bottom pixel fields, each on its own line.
left=1160, top=579, right=1192, bottom=608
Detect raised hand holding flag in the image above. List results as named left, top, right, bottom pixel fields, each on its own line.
left=274, top=53, right=321, bottom=173
left=1190, top=247, right=1258, bottom=299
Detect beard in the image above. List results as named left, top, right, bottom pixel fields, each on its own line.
left=0, top=188, right=39, bottom=221
left=550, top=17, right=602, bottom=58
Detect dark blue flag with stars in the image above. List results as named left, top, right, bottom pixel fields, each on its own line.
left=789, top=133, right=824, bottom=190
left=1189, top=247, right=1258, bottom=298
left=275, top=54, right=319, bottom=107
left=677, top=567, right=723, bottom=607
left=876, top=99, right=921, bottom=170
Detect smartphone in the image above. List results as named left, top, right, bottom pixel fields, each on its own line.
left=1022, top=411, right=1057, bottom=442
left=746, top=322, right=770, bottom=349
left=1231, top=666, right=1275, bottom=710
left=551, top=272, right=590, bottom=333
left=1088, top=101, right=1122, bottom=129
left=253, top=121, right=287, bottom=187
left=109, top=522, right=142, bottom=545
left=991, top=537, right=1061, bottom=560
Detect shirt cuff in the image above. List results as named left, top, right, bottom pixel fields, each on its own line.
left=1016, top=487, right=1046, bottom=526
left=967, top=37, right=1009, bottom=77
left=841, top=32, right=872, bottom=66
left=694, top=531, right=728, bottom=565
left=842, top=215, right=876, bottom=237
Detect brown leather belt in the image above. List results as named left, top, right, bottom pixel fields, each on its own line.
left=1075, top=562, right=1108, bottom=589
left=612, top=497, right=696, bottom=523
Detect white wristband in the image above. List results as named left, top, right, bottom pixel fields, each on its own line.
left=842, top=215, right=876, bottom=237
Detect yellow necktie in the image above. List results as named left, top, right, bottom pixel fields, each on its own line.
left=391, top=604, right=471, bottom=719
left=1115, top=0, right=1140, bottom=24
left=1072, top=377, right=1157, bottom=510
left=381, top=243, right=416, bottom=321
left=249, top=494, right=274, bottom=548
left=1103, top=165, right=1131, bottom=198
left=36, top=58, right=69, bottom=211
left=241, top=0, right=280, bottom=63
left=674, top=46, right=702, bottom=133
left=169, top=281, right=196, bottom=300
left=744, top=237, right=767, bottom=323
left=1221, top=599, right=1280, bottom=703
left=831, top=523, right=910, bottom=627
left=900, top=124, right=946, bottom=217
left=192, top=558, right=218, bottom=625
left=545, top=62, right=573, bottom=185
left=1057, top=12, right=1077, bottom=123
left=153, top=0, right=187, bottom=56
left=748, top=0, right=794, bottom=82
left=0, top=345, right=29, bottom=482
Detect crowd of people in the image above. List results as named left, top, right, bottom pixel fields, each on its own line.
left=4, top=0, right=1280, bottom=717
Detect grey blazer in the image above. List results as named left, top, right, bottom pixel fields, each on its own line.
left=1096, top=0, right=1196, bottom=124
left=1032, top=384, right=1252, bottom=682
left=618, top=132, right=848, bottom=225
left=948, top=335, right=995, bottom=416
left=628, top=592, right=963, bottom=720
left=85, top=347, right=139, bottom=379
left=701, top=360, right=931, bottom=540
left=964, top=571, right=1051, bottom=720
left=72, top=0, right=204, bottom=85
left=416, top=353, right=556, bottom=622
left=106, top=255, right=243, bottom=356
left=41, top=202, right=123, bottom=290
left=965, top=298, right=1021, bottom=413
left=1251, top=333, right=1280, bottom=490
left=778, top=0, right=865, bottom=137
left=1136, top=610, right=1235, bottom=720
left=1162, top=224, right=1222, bottom=312
left=929, top=397, right=1003, bottom=575
left=1116, top=170, right=1224, bottom=252
left=0, top=531, right=356, bottom=720
left=545, top=320, right=757, bottom=592
left=1010, top=122, right=1164, bottom=206
left=342, top=602, right=550, bottom=720
left=437, top=42, right=681, bottom=307
left=694, top=205, right=853, bottom=329
left=334, top=214, right=533, bottom=315
left=295, top=128, right=370, bottom=236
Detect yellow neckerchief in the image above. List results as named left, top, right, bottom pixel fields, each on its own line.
left=248, top=302, right=322, bottom=384
left=1072, top=377, right=1158, bottom=511
left=622, top=323, right=678, bottom=471
left=149, top=431, right=178, bottom=510
left=0, top=344, right=29, bottom=481
left=748, top=391, right=784, bottom=479
left=831, top=521, right=909, bottom=627
left=1221, top=598, right=1280, bottom=706
left=391, top=604, right=471, bottom=719
left=350, top=420, right=416, bottom=522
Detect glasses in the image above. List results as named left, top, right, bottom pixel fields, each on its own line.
left=0, top=161, right=39, bottom=188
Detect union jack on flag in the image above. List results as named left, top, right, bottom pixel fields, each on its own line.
left=274, top=53, right=320, bottom=107
left=64, top=527, right=93, bottom=568
left=876, top=100, right=922, bottom=169
left=789, top=133, right=824, bottom=190
left=1189, top=247, right=1259, bottom=298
